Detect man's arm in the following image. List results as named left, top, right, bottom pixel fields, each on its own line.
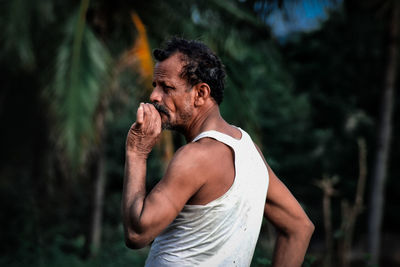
left=255, top=145, right=314, bottom=267
left=122, top=103, right=203, bottom=249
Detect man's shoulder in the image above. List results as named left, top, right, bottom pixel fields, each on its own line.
left=173, top=138, right=222, bottom=163
left=169, top=138, right=230, bottom=173
left=162, top=140, right=223, bottom=189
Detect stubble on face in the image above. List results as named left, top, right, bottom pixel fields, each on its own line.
left=175, top=94, right=193, bottom=129
left=151, top=53, right=195, bottom=131
left=151, top=102, right=171, bottom=130
left=152, top=94, right=193, bottom=131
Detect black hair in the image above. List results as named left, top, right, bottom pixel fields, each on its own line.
left=153, top=37, right=226, bottom=105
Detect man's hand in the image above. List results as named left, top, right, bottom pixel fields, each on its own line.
left=126, top=103, right=162, bottom=157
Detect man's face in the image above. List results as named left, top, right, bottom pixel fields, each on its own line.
left=150, top=53, right=194, bottom=130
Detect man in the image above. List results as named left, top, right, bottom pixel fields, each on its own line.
left=122, top=37, right=314, bottom=267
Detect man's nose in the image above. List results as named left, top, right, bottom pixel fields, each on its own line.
left=150, top=87, right=162, bottom=103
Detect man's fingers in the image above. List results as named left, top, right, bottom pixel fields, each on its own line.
left=136, top=103, right=144, bottom=125
left=144, top=103, right=159, bottom=123
left=148, top=103, right=159, bottom=114
left=143, top=103, right=152, bottom=118
left=134, top=103, right=162, bottom=133
left=149, top=104, right=162, bottom=125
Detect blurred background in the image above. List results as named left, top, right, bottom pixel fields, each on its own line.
left=1, top=0, right=399, bottom=266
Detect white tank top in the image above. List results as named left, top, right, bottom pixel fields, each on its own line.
left=145, top=128, right=269, bottom=267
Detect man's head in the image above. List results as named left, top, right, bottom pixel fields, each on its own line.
left=150, top=37, right=226, bottom=131
left=153, top=37, right=226, bottom=105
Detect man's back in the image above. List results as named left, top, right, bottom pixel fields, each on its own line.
left=145, top=128, right=269, bottom=267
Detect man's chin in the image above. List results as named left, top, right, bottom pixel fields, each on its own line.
left=162, top=122, right=181, bottom=131
left=161, top=122, right=172, bottom=130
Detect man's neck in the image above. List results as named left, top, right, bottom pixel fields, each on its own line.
left=182, top=104, right=225, bottom=143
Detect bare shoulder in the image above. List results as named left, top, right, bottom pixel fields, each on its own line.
left=172, top=137, right=235, bottom=205
left=169, top=138, right=228, bottom=172
left=169, top=141, right=208, bottom=169
left=166, top=137, right=234, bottom=185
left=146, top=141, right=219, bottom=213
left=161, top=141, right=211, bottom=188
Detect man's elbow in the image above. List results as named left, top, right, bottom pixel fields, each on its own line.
left=283, top=217, right=314, bottom=241
left=304, top=218, right=315, bottom=237
left=297, top=217, right=315, bottom=240
left=124, top=230, right=151, bottom=249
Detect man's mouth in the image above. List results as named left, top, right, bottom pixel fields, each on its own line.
left=152, top=103, right=170, bottom=117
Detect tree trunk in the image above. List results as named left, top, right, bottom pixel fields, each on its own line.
left=316, top=176, right=338, bottom=267
left=368, top=2, right=399, bottom=265
left=84, top=60, right=109, bottom=258
left=88, top=147, right=106, bottom=257
left=323, top=186, right=333, bottom=267
left=339, top=138, right=367, bottom=267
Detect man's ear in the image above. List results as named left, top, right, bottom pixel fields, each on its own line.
left=194, top=83, right=211, bottom=107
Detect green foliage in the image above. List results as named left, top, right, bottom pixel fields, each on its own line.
left=0, top=0, right=315, bottom=265
left=48, top=6, right=112, bottom=168
left=2, top=0, right=400, bottom=266
left=280, top=5, right=388, bottom=226
left=251, top=246, right=272, bottom=267
left=1, top=0, right=36, bottom=68
left=0, top=228, right=149, bottom=267
left=303, top=255, right=317, bottom=267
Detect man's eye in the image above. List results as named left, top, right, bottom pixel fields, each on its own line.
left=152, top=82, right=156, bottom=88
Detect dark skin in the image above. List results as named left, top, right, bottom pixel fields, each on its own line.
left=122, top=52, right=314, bottom=266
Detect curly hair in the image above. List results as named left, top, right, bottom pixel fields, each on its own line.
left=153, top=37, right=226, bottom=105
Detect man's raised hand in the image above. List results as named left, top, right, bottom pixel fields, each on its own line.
left=126, top=103, right=162, bottom=157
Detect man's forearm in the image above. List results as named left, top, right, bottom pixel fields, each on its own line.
left=122, top=152, right=148, bottom=234
left=122, top=103, right=162, bottom=249
left=271, top=229, right=313, bottom=267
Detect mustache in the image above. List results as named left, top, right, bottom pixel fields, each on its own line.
left=152, top=102, right=170, bottom=116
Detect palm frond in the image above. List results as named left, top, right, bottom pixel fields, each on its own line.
left=49, top=3, right=111, bottom=169
left=0, top=0, right=35, bottom=69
